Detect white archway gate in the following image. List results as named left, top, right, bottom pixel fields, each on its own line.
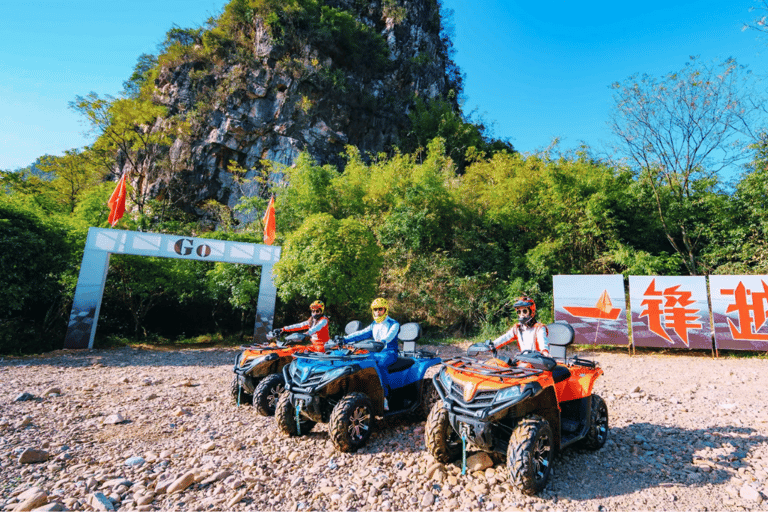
left=64, top=227, right=281, bottom=349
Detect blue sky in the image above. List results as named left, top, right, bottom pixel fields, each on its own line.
left=1, top=0, right=765, bottom=171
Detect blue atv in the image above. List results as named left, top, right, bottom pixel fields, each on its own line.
left=276, top=321, right=441, bottom=452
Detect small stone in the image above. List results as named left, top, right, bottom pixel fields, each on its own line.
left=227, top=489, right=248, bottom=508
left=421, top=492, right=435, bottom=507
left=19, top=448, right=50, bottom=464
left=135, top=493, right=154, bottom=506
left=43, top=387, right=62, bottom=397
left=124, top=456, right=145, bottom=467
left=426, top=462, right=444, bottom=479
left=90, top=492, right=115, bottom=511
left=466, top=452, right=493, bottom=472
left=167, top=471, right=196, bottom=493
left=201, top=470, right=231, bottom=485
left=15, top=416, right=33, bottom=428
left=14, top=392, right=36, bottom=402
left=103, top=413, right=126, bottom=425
left=740, top=483, right=763, bottom=502
left=31, top=503, right=64, bottom=511
left=14, top=489, right=48, bottom=511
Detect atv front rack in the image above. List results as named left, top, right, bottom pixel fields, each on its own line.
left=294, top=350, right=370, bottom=362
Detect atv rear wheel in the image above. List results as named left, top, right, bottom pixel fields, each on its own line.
left=254, top=374, right=285, bottom=416
left=507, top=415, right=554, bottom=496
left=275, top=392, right=316, bottom=436
left=230, top=376, right=252, bottom=406
left=425, top=401, right=461, bottom=463
left=581, top=394, right=609, bottom=450
left=329, top=392, right=373, bottom=452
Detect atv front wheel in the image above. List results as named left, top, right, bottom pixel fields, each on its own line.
left=425, top=401, right=461, bottom=463
left=275, top=392, right=316, bottom=436
left=581, top=394, right=609, bottom=450
left=254, top=374, right=285, bottom=416
left=230, top=376, right=252, bottom=406
left=329, top=392, right=373, bottom=452
left=507, top=414, right=553, bottom=496
left=409, top=379, right=440, bottom=422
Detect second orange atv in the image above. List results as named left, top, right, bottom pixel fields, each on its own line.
left=230, top=330, right=317, bottom=416
left=231, top=322, right=362, bottom=416
left=425, top=322, right=608, bottom=495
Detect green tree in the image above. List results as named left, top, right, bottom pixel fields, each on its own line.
left=704, top=133, right=768, bottom=273
left=0, top=198, right=80, bottom=353
left=70, top=93, right=187, bottom=216
left=273, top=213, right=382, bottom=318
left=36, top=149, right=105, bottom=214
left=610, top=57, right=759, bottom=275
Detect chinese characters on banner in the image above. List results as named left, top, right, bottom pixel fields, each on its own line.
left=553, top=275, right=768, bottom=351
left=629, top=276, right=712, bottom=350
left=709, top=276, right=768, bottom=351
left=553, top=275, right=629, bottom=346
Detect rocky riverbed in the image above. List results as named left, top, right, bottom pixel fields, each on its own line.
left=1, top=344, right=767, bottom=511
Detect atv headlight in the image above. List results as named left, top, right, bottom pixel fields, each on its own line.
left=439, top=369, right=453, bottom=391
left=320, top=366, right=349, bottom=385
left=244, top=355, right=267, bottom=368
left=494, top=385, right=522, bottom=404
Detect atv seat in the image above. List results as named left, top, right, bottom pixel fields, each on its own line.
left=388, top=357, right=415, bottom=373
left=546, top=322, right=575, bottom=361
left=344, top=320, right=363, bottom=336
left=551, top=365, right=571, bottom=383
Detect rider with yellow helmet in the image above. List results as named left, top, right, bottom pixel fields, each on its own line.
left=344, top=298, right=400, bottom=408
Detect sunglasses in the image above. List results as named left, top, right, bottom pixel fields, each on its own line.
left=516, top=308, right=531, bottom=316
left=373, top=307, right=386, bottom=312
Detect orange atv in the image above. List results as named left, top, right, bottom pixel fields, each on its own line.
left=425, top=322, right=608, bottom=495
left=231, top=330, right=316, bottom=416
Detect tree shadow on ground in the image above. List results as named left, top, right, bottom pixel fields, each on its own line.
left=546, top=422, right=767, bottom=500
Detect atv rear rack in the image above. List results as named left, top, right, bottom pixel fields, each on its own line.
left=441, top=356, right=544, bottom=380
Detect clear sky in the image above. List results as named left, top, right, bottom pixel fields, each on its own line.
left=1, top=0, right=766, bottom=171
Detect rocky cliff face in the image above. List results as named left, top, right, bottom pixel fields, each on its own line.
left=145, top=0, right=456, bottom=220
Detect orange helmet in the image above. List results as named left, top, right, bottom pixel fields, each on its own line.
left=513, top=296, right=536, bottom=326
left=310, top=300, right=324, bottom=314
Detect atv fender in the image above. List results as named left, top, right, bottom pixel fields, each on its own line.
left=387, top=355, right=441, bottom=390
left=555, top=366, right=604, bottom=402
left=512, top=384, right=561, bottom=452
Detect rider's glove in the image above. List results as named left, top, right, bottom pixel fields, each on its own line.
left=274, top=328, right=284, bottom=336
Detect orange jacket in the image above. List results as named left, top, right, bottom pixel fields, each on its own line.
left=283, top=316, right=330, bottom=351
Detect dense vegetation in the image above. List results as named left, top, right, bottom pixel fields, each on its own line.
left=3, top=0, right=768, bottom=354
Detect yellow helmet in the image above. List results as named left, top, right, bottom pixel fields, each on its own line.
left=370, top=298, right=389, bottom=322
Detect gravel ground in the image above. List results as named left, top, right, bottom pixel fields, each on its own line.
left=1, top=343, right=767, bottom=512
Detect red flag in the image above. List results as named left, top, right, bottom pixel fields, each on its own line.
left=263, top=195, right=276, bottom=245
left=107, top=173, right=127, bottom=227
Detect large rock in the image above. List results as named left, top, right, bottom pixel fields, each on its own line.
left=129, top=0, right=458, bottom=223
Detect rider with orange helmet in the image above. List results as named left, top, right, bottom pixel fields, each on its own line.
left=276, top=300, right=330, bottom=351
left=491, top=296, right=549, bottom=356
